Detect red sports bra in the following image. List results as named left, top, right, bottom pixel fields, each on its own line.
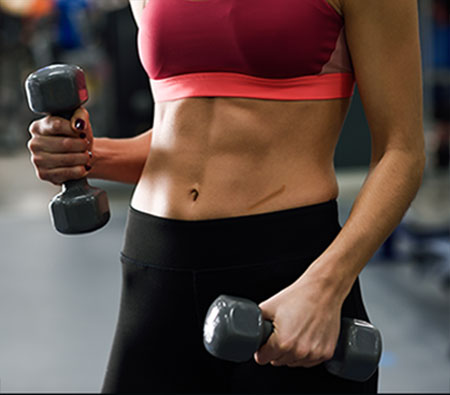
left=138, top=0, right=354, bottom=102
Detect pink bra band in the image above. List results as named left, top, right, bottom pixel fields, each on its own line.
left=150, top=72, right=355, bottom=102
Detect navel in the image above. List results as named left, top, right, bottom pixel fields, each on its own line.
left=190, top=188, right=200, bottom=202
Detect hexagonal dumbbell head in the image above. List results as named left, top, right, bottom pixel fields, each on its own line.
left=325, top=318, right=382, bottom=382
left=50, top=178, right=110, bottom=235
left=25, top=64, right=88, bottom=119
left=203, top=295, right=273, bottom=362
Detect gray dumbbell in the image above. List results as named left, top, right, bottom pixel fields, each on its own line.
left=25, top=64, right=110, bottom=235
left=203, top=294, right=382, bottom=382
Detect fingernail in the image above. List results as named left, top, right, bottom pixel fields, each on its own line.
left=80, top=133, right=86, bottom=139
left=85, top=165, right=92, bottom=171
left=88, top=151, right=93, bottom=159
left=75, top=119, right=85, bottom=131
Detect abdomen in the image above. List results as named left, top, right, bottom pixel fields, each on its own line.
left=131, top=96, right=350, bottom=220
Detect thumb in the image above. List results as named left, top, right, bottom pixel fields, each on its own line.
left=70, top=106, right=92, bottom=139
left=258, top=297, right=277, bottom=322
left=254, top=315, right=279, bottom=365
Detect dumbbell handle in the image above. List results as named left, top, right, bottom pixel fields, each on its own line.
left=46, top=107, right=102, bottom=233
left=50, top=108, right=90, bottom=189
left=261, top=320, right=274, bottom=345
left=260, top=318, right=339, bottom=359
left=53, top=110, right=75, bottom=121
left=52, top=108, right=92, bottom=190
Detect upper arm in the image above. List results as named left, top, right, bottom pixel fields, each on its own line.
left=342, top=0, right=424, bottom=161
left=129, top=0, right=148, bottom=27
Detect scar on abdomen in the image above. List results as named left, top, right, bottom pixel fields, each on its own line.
left=248, top=185, right=286, bottom=210
left=190, top=188, right=200, bottom=202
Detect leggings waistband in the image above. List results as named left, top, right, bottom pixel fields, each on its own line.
left=120, top=200, right=341, bottom=271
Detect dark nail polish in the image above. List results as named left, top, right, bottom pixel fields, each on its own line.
left=80, top=133, right=86, bottom=139
left=85, top=165, right=92, bottom=171
left=75, top=119, right=85, bottom=131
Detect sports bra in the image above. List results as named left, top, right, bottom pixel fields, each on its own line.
left=138, top=0, right=354, bottom=102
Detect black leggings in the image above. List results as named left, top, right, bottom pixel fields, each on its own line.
left=102, top=200, right=378, bottom=393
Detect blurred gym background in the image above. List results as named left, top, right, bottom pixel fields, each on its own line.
left=0, top=0, right=448, bottom=392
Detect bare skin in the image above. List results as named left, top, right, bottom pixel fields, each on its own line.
left=131, top=97, right=348, bottom=220
left=28, top=0, right=425, bottom=370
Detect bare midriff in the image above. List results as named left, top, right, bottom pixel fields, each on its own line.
left=131, top=96, right=351, bottom=220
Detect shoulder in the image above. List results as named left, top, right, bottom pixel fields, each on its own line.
left=340, top=0, right=418, bottom=16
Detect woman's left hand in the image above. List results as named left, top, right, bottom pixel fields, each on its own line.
left=254, top=271, right=345, bottom=368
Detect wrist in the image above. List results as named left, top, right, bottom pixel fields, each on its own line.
left=299, top=253, right=358, bottom=304
left=89, top=137, right=112, bottom=179
left=88, top=133, right=150, bottom=184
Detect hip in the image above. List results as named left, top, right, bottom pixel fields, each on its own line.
left=121, top=199, right=341, bottom=272
left=120, top=199, right=348, bottom=334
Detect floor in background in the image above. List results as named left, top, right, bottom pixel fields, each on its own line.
left=0, top=152, right=449, bottom=393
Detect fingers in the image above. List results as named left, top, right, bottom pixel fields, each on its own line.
left=267, top=342, right=335, bottom=368
left=28, top=106, right=91, bottom=139
left=71, top=107, right=93, bottom=143
left=27, top=134, right=89, bottom=154
left=31, top=151, right=91, bottom=170
left=29, top=116, right=77, bottom=138
left=254, top=323, right=336, bottom=369
left=27, top=106, right=93, bottom=186
left=254, top=329, right=283, bottom=366
left=34, top=165, right=91, bottom=186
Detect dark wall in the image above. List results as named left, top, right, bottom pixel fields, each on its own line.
left=334, top=88, right=372, bottom=169
left=104, top=6, right=154, bottom=138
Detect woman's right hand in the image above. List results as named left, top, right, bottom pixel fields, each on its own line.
left=27, top=107, right=93, bottom=186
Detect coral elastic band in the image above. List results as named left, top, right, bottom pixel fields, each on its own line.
left=150, top=72, right=355, bottom=102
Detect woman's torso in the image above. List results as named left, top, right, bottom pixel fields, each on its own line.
left=131, top=0, right=352, bottom=220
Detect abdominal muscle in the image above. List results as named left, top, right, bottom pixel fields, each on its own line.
left=131, top=96, right=351, bottom=220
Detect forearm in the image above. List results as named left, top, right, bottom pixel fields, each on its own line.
left=89, top=128, right=152, bottom=184
left=302, top=148, right=425, bottom=301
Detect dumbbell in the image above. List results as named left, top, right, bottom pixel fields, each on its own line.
left=25, top=64, right=110, bottom=235
left=203, top=295, right=382, bottom=382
